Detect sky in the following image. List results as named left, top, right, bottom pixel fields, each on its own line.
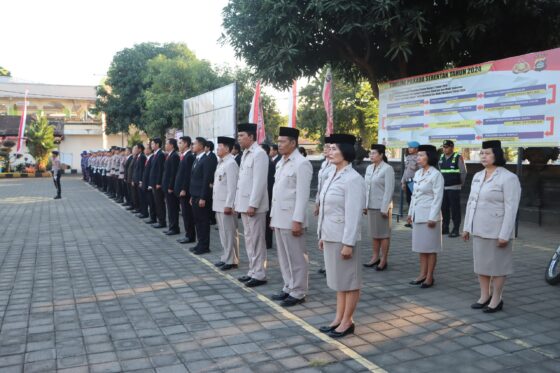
left=2, top=0, right=236, bottom=86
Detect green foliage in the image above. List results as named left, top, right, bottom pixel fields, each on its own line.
left=142, top=46, right=224, bottom=138
left=222, top=0, right=560, bottom=96
left=0, top=66, right=10, bottom=77
left=26, top=115, right=56, bottom=171
left=127, top=129, right=143, bottom=148
left=0, top=140, right=16, bottom=172
left=298, top=69, right=378, bottom=149
left=214, top=66, right=285, bottom=142
left=94, top=42, right=181, bottom=134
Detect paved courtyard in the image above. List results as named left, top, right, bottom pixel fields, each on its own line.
left=0, top=176, right=559, bottom=373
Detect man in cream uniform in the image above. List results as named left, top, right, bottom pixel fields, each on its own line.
left=270, top=127, right=313, bottom=307
left=235, top=123, right=269, bottom=288
left=212, top=136, right=240, bottom=271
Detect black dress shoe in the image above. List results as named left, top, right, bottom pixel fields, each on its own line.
left=483, top=300, right=503, bottom=313
left=281, top=296, right=305, bottom=307
left=126, top=206, right=135, bottom=210
left=375, top=263, right=388, bottom=271
left=193, top=247, right=210, bottom=255
left=189, top=245, right=199, bottom=252
left=318, top=324, right=340, bottom=333
left=271, top=292, right=289, bottom=301
left=54, top=196, right=61, bottom=199
left=363, top=259, right=380, bottom=268
left=137, top=214, right=149, bottom=219
left=177, top=237, right=195, bottom=244
left=165, top=230, right=180, bottom=236
left=221, top=264, right=238, bottom=271
left=471, top=297, right=491, bottom=309
left=420, top=279, right=434, bottom=288
left=318, top=268, right=326, bottom=274
left=409, top=278, right=426, bottom=285
left=245, top=278, right=267, bottom=287
left=327, top=324, right=355, bottom=338
left=238, top=275, right=252, bottom=282
left=404, top=223, right=412, bottom=228
left=152, top=223, right=167, bottom=229
left=145, top=220, right=157, bottom=224
left=214, top=261, right=226, bottom=267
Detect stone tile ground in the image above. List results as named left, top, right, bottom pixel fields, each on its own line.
left=0, top=177, right=559, bottom=372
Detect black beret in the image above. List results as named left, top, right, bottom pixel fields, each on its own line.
left=370, top=144, right=386, bottom=153
left=482, top=140, right=502, bottom=149
left=330, top=133, right=356, bottom=145
left=418, top=144, right=437, bottom=152
left=237, top=123, right=257, bottom=133
left=278, top=127, right=299, bottom=139
left=217, top=136, right=235, bottom=146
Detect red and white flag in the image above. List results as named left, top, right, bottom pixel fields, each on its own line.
left=16, top=90, right=29, bottom=153
left=287, top=80, right=297, bottom=128
left=322, top=69, right=334, bottom=136
left=249, top=80, right=266, bottom=144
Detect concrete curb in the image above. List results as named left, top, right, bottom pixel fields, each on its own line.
left=0, top=172, right=52, bottom=178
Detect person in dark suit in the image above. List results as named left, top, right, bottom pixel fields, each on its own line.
left=162, top=138, right=181, bottom=235
left=149, top=138, right=167, bottom=228
left=270, top=144, right=282, bottom=166
left=142, top=145, right=157, bottom=224
left=232, top=142, right=242, bottom=166
left=189, top=137, right=218, bottom=255
left=123, top=147, right=134, bottom=206
left=205, top=141, right=218, bottom=226
left=175, top=136, right=196, bottom=244
left=132, top=143, right=148, bottom=218
left=261, top=143, right=275, bottom=250
left=126, top=146, right=138, bottom=211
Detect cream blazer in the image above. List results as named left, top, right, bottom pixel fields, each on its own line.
left=212, top=154, right=239, bottom=212
left=463, top=167, right=521, bottom=240
left=365, top=161, right=395, bottom=213
left=270, top=150, right=313, bottom=229
left=234, top=142, right=269, bottom=213
left=408, top=166, right=444, bottom=222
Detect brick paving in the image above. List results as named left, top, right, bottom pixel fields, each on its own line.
left=0, top=176, right=559, bottom=372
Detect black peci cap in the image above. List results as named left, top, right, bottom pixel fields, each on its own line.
left=237, top=123, right=257, bottom=133
left=330, top=133, right=356, bottom=145
left=370, top=144, right=386, bottom=152
left=217, top=136, right=235, bottom=146
left=278, top=127, right=299, bottom=139
left=482, top=140, right=501, bottom=149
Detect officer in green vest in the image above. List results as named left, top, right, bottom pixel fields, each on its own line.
left=439, top=140, right=467, bottom=237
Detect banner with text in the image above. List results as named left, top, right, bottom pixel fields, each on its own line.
left=378, top=48, right=560, bottom=148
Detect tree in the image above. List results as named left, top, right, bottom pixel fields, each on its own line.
left=0, top=66, right=10, bottom=77
left=217, top=67, right=285, bottom=142
left=26, top=115, right=56, bottom=171
left=143, top=46, right=224, bottom=138
left=298, top=69, right=378, bottom=148
left=222, top=0, right=560, bottom=97
left=94, top=43, right=182, bottom=134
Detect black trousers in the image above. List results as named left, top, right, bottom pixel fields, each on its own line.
left=191, top=196, right=210, bottom=250
left=138, top=187, right=148, bottom=215
left=180, top=196, right=196, bottom=240
left=442, top=189, right=461, bottom=232
left=166, top=191, right=180, bottom=232
left=53, top=171, right=61, bottom=196
left=153, top=188, right=167, bottom=225
left=265, top=211, right=273, bottom=249
left=146, top=188, right=157, bottom=222
left=131, top=184, right=139, bottom=210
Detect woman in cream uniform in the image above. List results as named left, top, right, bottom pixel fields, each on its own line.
left=462, top=140, right=521, bottom=313
left=407, top=144, right=444, bottom=289
left=314, top=136, right=332, bottom=275
left=363, top=144, right=394, bottom=271
left=317, top=134, right=366, bottom=338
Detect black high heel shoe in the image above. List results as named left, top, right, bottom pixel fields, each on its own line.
left=327, top=323, right=355, bottom=338
left=409, top=278, right=426, bottom=285
left=420, top=279, right=434, bottom=288
left=483, top=300, right=503, bottom=313
left=375, top=263, right=388, bottom=271
left=363, top=259, right=380, bottom=268
left=318, top=324, right=340, bottom=333
left=470, top=297, right=491, bottom=309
